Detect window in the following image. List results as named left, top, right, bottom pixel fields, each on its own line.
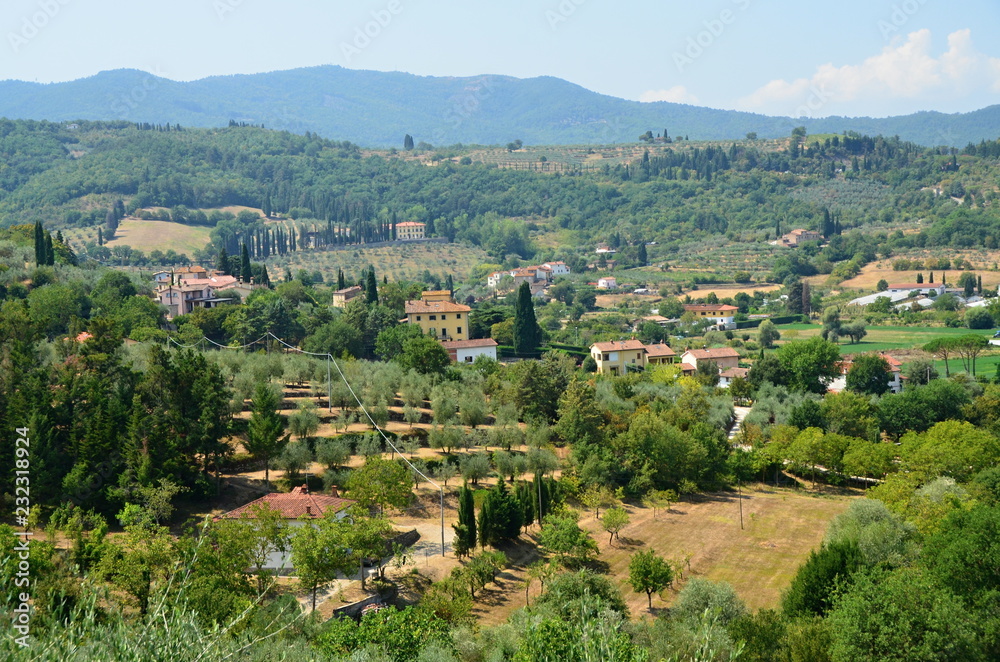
left=456, top=327, right=462, bottom=335
left=416, top=315, right=422, bottom=321
left=465, top=356, right=473, bottom=363
left=429, top=315, right=437, bottom=321
left=456, top=313, right=462, bottom=319
left=441, top=315, right=447, bottom=320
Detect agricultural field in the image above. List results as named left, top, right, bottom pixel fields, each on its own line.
left=265, top=240, right=494, bottom=283
left=472, top=485, right=854, bottom=624
left=67, top=218, right=212, bottom=256
left=830, top=256, right=1000, bottom=292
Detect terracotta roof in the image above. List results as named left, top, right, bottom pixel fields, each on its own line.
left=683, top=304, right=739, bottom=313
left=395, top=221, right=425, bottom=227
left=181, top=276, right=239, bottom=288
left=441, top=338, right=498, bottom=350
left=720, top=367, right=750, bottom=379
left=683, top=348, right=741, bottom=360
left=218, top=486, right=354, bottom=520
left=334, top=285, right=363, bottom=295
left=592, top=339, right=646, bottom=352
left=679, top=362, right=696, bottom=372
left=405, top=300, right=471, bottom=314
left=643, top=343, right=676, bottom=357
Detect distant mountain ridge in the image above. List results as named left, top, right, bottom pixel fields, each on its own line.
left=1, top=66, right=998, bottom=147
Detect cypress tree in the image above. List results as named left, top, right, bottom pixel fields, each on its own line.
left=638, top=242, right=648, bottom=265
left=260, top=265, right=270, bottom=288
left=365, top=268, right=379, bottom=304
left=98, top=227, right=103, bottom=246
left=477, top=490, right=494, bottom=549
left=513, top=282, right=541, bottom=356
left=458, top=483, right=476, bottom=553
left=216, top=248, right=229, bottom=274
left=240, top=243, right=251, bottom=282
left=337, top=268, right=346, bottom=290
left=403, top=134, right=414, bottom=150
left=44, top=232, right=55, bottom=265
left=34, top=222, right=44, bottom=265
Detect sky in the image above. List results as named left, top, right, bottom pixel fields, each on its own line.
left=3, top=0, right=1000, bottom=118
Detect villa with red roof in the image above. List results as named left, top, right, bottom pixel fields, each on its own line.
left=827, top=353, right=904, bottom=394
left=216, top=485, right=355, bottom=571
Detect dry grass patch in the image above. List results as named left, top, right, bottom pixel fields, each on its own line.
left=104, top=218, right=212, bottom=255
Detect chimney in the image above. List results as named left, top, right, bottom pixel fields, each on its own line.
left=305, top=505, right=312, bottom=515
left=329, top=485, right=340, bottom=498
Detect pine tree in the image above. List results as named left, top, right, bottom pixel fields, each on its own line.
left=513, top=282, right=541, bottom=356
left=365, top=268, right=379, bottom=305
left=240, top=243, right=251, bottom=282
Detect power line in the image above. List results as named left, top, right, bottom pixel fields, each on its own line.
left=168, top=330, right=447, bottom=556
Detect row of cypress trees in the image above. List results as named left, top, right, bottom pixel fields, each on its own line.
left=453, top=475, right=559, bottom=557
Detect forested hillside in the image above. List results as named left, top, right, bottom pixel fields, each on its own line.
left=1, top=67, right=999, bottom=146
left=3, top=120, right=1000, bottom=288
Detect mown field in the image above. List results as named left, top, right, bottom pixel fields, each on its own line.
left=67, top=218, right=213, bottom=256
left=472, top=485, right=855, bottom=624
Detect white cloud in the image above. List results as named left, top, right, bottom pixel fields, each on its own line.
left=639, top=85, right=699, bottom=105
left=737, top=29, right=1000, bottom=117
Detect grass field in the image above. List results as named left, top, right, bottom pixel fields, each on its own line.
left=67, top=218, right=213, bottom=256
left=775, top=323, right=1000, bottom=375
left=817, top=253, right=1000, bottom=292
left=471, top=485, right=855, bottom=624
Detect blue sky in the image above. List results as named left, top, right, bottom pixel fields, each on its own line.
left=3, top=0, right=999, bottom=117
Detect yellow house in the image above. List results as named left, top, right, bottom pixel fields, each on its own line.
left=404, top=299, right=471, bottom=341
left=590, top=340, right=647, bottom=375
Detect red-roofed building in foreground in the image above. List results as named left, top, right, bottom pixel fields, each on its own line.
left=216, top=485, right=355, bottom=572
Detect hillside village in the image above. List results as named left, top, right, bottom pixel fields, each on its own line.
left=5, top=119, right=1000, bottom=660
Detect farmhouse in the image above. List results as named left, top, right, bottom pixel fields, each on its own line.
left=886, top=283, right=946, bottom=296
left=542, top=261, right=571, bottom=276
left=681, top=347, right=741, bottom=371
left=332, top=285, right=364, bottom=308
left=394, top=221, right=426, bottom=241
left=404, top=292, right=470, bottom=341
left=779, top=229, right=823, bottom=247
left=597, top=277, right=618, bottom=290
left=216, top=485, right=354, bottom=572
left=441, top=338, right=498, bottom=363
left=683, top=304, right=739, bottom=329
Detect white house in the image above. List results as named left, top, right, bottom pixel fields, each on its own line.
left=215, top=486, right=354, bottom=572
left=886, top=283, right=945, bottom=296
left=827, top=353, right=904, bottom=394
left=542, top=261, right=571, bottom=276
left=441, top=338, right=498, bottom=363
left=719, top=367, right=750, bottom=388
left=153, top=271, right=172, bottom=285
left=597, top=277, right=618, bottom=290
left=683, top=304, right=739, bottom=329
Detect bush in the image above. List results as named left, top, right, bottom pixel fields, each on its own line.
left=965, top=307, right=994, bottom=329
